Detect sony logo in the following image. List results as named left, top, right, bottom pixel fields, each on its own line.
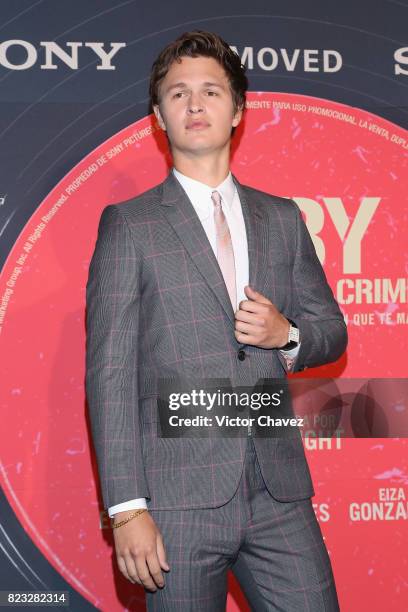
left=1, top=40, right=407, bottom=76
left=394, top=47, right=408, bottom=75
left=0, top=40, right=126, bottom=70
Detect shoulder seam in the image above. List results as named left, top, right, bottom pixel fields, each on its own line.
left=108, top=203, right=145, bottom=258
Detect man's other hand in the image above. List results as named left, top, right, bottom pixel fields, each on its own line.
left=234, top=285, right=289, bottom=349
left=113, top=510, right=170, bottom=591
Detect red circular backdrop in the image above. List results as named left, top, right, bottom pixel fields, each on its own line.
left=1, top=93, right=407, bottom=611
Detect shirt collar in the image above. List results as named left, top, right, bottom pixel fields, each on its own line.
left=172, top=166, right=236, bottom=221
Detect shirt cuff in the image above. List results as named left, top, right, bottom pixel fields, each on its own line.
left=108, top=498, right=147, bottom=518
left=279, top=342, right=301, bottom=358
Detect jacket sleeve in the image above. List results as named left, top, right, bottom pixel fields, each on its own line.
left=281, top=199, right=348, bottom=373
left=85, top=204, right=150, bottom=509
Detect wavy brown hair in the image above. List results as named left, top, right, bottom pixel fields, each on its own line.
left=149, top=30, right=248, bottom=135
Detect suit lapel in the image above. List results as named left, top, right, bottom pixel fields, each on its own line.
left=231, top=174, right=270, bottom=300
left=159, top=170, right=270, bottom=325
left=159, top=171, right=235, bottom=324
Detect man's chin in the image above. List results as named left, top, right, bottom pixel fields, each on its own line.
left=172, top=142, right=219, bottom=156
left=174, top=137, right=230, bottom=154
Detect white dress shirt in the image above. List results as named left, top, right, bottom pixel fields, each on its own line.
left=108, top=167, right=300, bottom=517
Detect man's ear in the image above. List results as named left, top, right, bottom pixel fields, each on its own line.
left=232, top=105, right=244, bottom=128
left=153, top=104, right=166, bottom=131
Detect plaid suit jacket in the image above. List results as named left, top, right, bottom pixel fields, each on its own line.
left=85, top=170, right=347, bottom=511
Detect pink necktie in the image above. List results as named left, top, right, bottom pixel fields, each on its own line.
left=211, top=190, right=237, bottom=312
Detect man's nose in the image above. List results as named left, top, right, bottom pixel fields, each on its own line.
left=187, top=93, right=204, bottom=113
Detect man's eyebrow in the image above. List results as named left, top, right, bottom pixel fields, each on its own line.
left=202, top=81, right=224, bottom=88
left=164, top=81, right=225, bottom=93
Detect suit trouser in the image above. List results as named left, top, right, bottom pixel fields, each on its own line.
left=145, top=435, right=340, bottom=611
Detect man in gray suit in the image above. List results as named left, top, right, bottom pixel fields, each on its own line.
left=86, top=30, right=347, bottom=611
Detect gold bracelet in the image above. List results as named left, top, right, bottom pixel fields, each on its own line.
left=111, top=508, right=147, bottom=529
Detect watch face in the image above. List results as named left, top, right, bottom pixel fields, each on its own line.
left=289, top=325, right=300, bottom=344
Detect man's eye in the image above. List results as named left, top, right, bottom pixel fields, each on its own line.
left=173, top=92, right=184, bottom=98
left=207, top=90, right=218, bottom=96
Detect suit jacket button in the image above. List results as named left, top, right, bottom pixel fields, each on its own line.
left=237, top=349, right=246, bottom=361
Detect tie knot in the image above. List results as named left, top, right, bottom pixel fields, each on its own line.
left=211, top=190, right=222, bottom=208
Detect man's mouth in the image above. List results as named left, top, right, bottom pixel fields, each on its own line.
left=186, top=121, right=210, bottom=130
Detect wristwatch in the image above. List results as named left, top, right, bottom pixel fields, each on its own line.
left=279, top=318, right=300, bottom=350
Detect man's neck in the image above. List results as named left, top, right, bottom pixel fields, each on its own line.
left=171, top=151, right=230, bottom=188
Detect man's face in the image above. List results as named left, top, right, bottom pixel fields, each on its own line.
left=153, top=55, right=243, bottom=157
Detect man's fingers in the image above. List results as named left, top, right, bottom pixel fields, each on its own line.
left=235, top=320, right=261, bottom=336
left=156, top=533, right=170, bottom=571
left=238, top=299, right=265, bottom=314
left=235, top=309, right=265, bottom=325
left=146, top=551, right=165, bottom=588
left=119, top=548, right=166, bottom=590
left=244, top=285, right=271, bottom=304
left=134, top=555, right=158, bottom=591
left=234, top=329, right=256, bottom=344
left=117, top=555, right=135, bottom=583
left=123, top=553, right=141, bottom=585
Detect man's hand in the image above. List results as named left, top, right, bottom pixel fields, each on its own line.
left=234, top=285, right=290, bottom=349
left=113, top=510, right=170, bottom=591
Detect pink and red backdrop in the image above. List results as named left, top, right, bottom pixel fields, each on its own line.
left=1, top=93, right=407, bottom=610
